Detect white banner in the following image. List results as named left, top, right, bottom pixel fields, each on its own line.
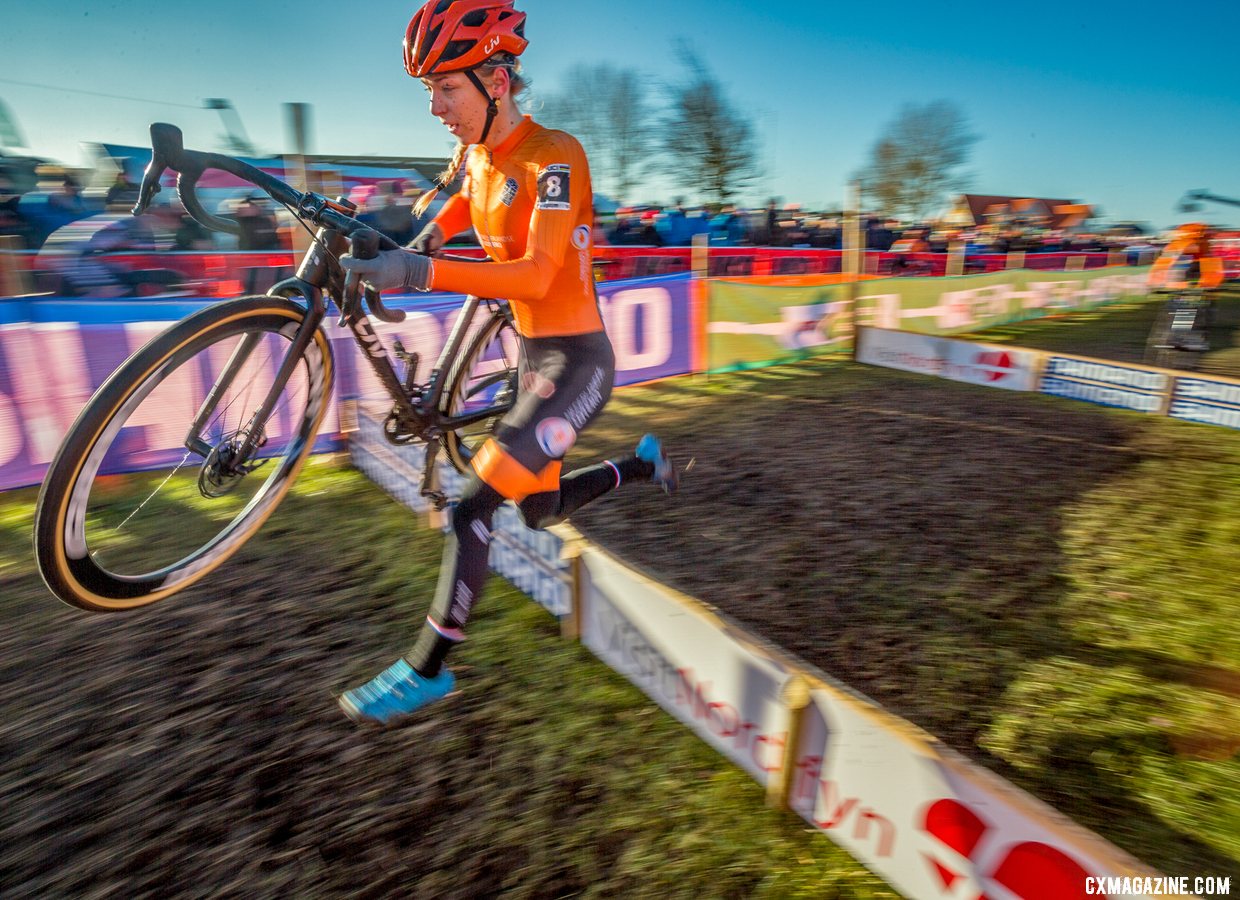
left=790, top=682, right=1168, bottom=899
left=577, top=546, right=794, bottom=783
left=857, top=327, right=1039, bottom=391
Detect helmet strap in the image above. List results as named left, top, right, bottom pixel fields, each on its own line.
left=465, top=69, right=500, bottom=145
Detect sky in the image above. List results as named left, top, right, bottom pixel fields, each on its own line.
left=2, top=0, right=1238, bottom=229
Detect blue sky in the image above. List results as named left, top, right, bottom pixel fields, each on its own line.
left=3, top=0, right=1238, bottom=228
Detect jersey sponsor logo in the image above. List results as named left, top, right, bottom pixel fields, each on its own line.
left=500, top=177, right=518, bottom=207
left=564, top=367, right=606, bottom=430
left=535, top=416, right=577, bottom=457
left=571, top=224, right=591, bottom=249
left=536, top=164, right=571, bottom=211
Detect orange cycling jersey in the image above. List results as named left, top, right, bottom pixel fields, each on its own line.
left=428, top=116, right=603, bottom=338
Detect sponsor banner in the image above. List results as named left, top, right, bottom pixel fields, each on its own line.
left=856, top=266, right=1151, bottom=337
left=350, top=404, right=571, bottom=618
left=577, top=545, right=794, bottom=783
left=0, top=274, right=695, bottom=491
left=597, top=273, right=693, bottom=384
left=1040, top=356, right=1170, bottom=414
left=791, top=678, right=1168, bottom=899
left=857, top=327, right=1038, bottom=391
left=705, top=276, right=863, bottom=372
left=0, top=315, right=348, bottom=493
left=567, top=528, right=1168, bottom=897
left=1168, top=375, right=1240, bottom=430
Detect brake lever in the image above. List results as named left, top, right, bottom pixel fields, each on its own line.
left=133, top=123, right=186, bottom=216
left=339, top=228, right=379, bottom=323
left=339, top=227, right=408, bottom=325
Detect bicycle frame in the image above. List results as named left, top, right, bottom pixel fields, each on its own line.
left=134, top=123, right=514, bottom=503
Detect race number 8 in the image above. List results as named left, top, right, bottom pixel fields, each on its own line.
left=537, top=164, right=571, bottom=210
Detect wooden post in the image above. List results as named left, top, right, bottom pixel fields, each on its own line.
left=283, top=102, right=313, bottom=258
left=766, top=675, right=811, bottom=810
left=946, top=240, right=965, bottom=277
left=0, top=236, right=31, bottom=297
left=691, top=233, right=710, bottom=378
left=558, top=539, right=585, bottom=641
left=844, top=181, right=861, bottom=357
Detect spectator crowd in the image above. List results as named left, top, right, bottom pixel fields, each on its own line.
left=598, top=197, right=1148, bottom=255
left=0, top=154, right=1187, bottom=299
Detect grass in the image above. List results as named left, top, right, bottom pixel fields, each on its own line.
left=965, top=284, right=1240, bottom=378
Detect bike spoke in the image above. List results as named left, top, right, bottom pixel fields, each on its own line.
left=109, top=448, right=197, bottom=536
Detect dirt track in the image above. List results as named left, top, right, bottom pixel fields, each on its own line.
left=2, top=349, right=1233, bottom=896
left=568, top=364, right=1141, bottom=750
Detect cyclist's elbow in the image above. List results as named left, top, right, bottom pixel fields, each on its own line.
left=506, top=254, right=557, bottom=301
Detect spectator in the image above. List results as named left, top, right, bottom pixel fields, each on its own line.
left=170, top=197, right=214, bottom=251
left=36, top=202, right=184, bottom=297
left=373, top=179, right=416, bottom=246
left=104, top=169, right=141, bottom=208
left=47, top=174, right=88, bottom=217
left=231, top=193, right=281, bottom=250
left=0, top=170, right=34, bottom=249
left=764, top=198, right=781, bottom=246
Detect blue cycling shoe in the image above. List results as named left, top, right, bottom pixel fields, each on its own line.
left=338, top=658, right=455, bottom=725
left=636, top=433, right=678, bottom=494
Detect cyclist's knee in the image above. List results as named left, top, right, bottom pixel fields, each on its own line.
left=516, top=491, right=561, bottom=530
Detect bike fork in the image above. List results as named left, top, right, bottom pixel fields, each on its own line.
left=185, top=329, right=265, bottom=457
left=184, top=290, right=327, bottom=464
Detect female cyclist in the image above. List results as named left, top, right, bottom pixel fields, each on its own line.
left=337, top=0, right=677, bottom=725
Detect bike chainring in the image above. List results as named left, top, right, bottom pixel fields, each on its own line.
left=383, top=407, right=424, bottom=446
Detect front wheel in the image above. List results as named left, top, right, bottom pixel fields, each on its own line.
left=439, top=305, right=520, bottom=474
left=34, top=296, right=334, bottom=611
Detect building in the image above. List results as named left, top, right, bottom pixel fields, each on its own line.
left=943, top=194, right=1094, bottom=231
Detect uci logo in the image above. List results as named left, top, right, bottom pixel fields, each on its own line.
left=484, top=36, right=501, bottom=55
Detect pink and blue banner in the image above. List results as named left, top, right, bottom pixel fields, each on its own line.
left=0, top=273, right=694, bottom=491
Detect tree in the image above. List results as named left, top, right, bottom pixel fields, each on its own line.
left=855, top=101, right=977, bottom=221
left=662, top=45, right=760, bottom=206
left=537, top=64, right=657, bottom=205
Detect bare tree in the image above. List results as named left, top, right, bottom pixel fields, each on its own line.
left=537, top=64, right=657, bottom=205
left=662, top=44, right=760, bottom=206
left=855, top=101, right=977, bottom=221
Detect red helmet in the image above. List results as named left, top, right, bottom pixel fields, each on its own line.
left=404, top=0, right=528, bottom=78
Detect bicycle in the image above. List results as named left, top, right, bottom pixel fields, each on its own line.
left=34, top=123, right=520, bottom=613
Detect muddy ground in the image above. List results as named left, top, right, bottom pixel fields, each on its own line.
left=3, top=297, right=1237, bottom=897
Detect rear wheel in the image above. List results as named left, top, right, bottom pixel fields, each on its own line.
left=439, top=305, right=520, bottom=473
left=34, top=296, right=333, bottom=611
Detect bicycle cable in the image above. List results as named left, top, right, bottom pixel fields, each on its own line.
left=278, top=198, right=342, bottom=265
